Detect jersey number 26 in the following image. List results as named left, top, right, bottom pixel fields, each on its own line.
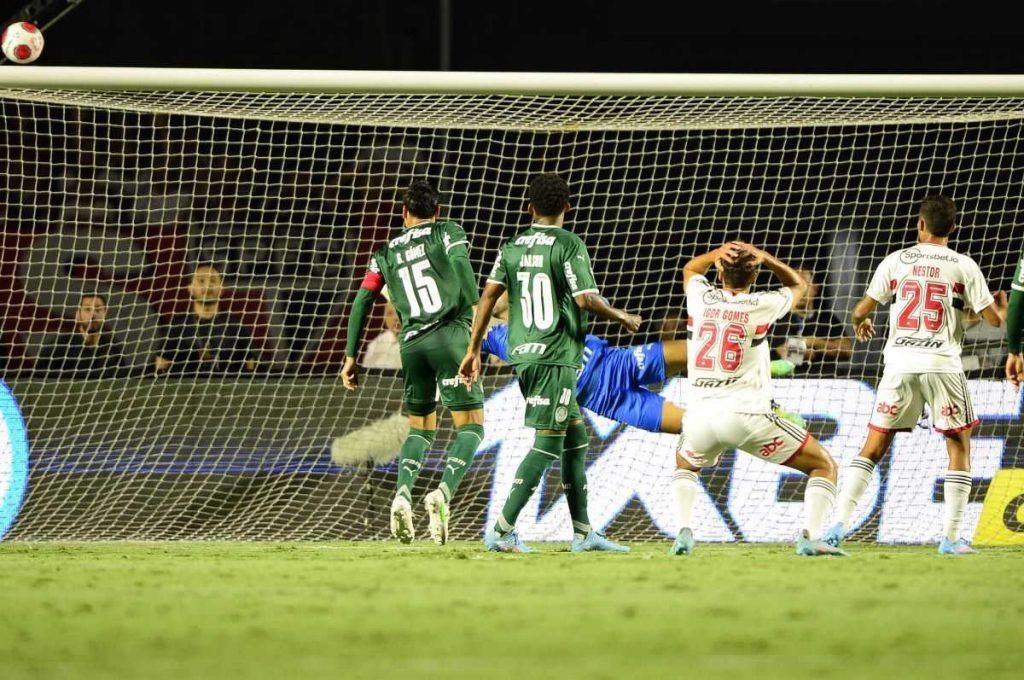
left=695, top=321, right=747, bottom=372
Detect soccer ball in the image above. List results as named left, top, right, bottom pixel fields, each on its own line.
left=1, top=22, right=44, bottom=64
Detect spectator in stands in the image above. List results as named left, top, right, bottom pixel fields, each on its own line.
left=155, top=263, right=257, bottom=375
left=771, top=266, right=853, bottom=374
left=362, top=303, right=402, bottom=369
left=34, top=293, right=126, bottom=378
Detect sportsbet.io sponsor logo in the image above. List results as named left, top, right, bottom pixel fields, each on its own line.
left=899, top=248, right=960, bottom=265
left=0, top=380, right=29, bottom=541
left=899, top=249, right=922, bottom=264
left=702, top=289, right=725, bottom=305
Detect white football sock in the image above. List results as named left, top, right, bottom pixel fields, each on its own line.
left=804, top=477, right=837, bottom=540
left=837, top=457, right=875, bottom=527
left=943, top=471, right=972, bottom=542
left=672, top=469, right=700, bottom=531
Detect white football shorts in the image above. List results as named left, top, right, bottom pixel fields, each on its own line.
left=678, top=408, right=810, bottom=468
left=869, top=371, right=978, bottom=434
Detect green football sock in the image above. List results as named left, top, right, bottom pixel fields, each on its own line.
left=439, top=423, right=485, bottom=502
left=396, top=428, right=435, bottom=503
left=770, top=359, right=795, bottom=378
left=560, top=421, right=592, bottom=539
left=494, top=433, right=564, bottom=535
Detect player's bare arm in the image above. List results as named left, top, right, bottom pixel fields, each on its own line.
left=851, top=295, right=878, bottom=342
left=978, top=289, right=1007, bottom=328
left=1007, top=353, right=1024, bottom=389
left=340, top=356, right=360, bottom=391
left=803, top=335, right=854, bottom=362
left=575, top=292, right=642, bottom=334
left=1008, top=276, right=1024, bottom=387
left=460, top=282, right=505, bottom=385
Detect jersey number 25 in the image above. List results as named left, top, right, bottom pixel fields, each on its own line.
left=896, top=280, right=948, bottom=332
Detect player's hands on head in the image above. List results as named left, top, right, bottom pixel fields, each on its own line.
left=727, top=240, right=769, bottom=265
left=458, top=352, right=481, bottom=388
left=853, top=317, right=875, bottom=342
left=340, top=357, right=359, bottom=391
left=742, top=242, right=768, bottom=265
left=1006, top=353, right=1023, bottom=389
left=716, top=241, right=745, bottom=264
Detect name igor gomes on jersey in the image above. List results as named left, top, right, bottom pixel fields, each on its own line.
left=684, top=275, right=794, bottom=413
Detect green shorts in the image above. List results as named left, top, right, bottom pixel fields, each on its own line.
left=514, top=363, right=581, bottom=432
left=401, top=323, right=484, bottom=417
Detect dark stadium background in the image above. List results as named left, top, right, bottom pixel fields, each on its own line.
left=3, top=0, right=1022, bottom=369
left=1, top=0, right=1022, bottom=544
left=4, top=0, right=1023, bottom=73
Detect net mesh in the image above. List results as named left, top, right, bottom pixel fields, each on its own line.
left=0, top=86, right=1021, bottom=542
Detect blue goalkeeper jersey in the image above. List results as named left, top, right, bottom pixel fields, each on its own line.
left=482, top=323, right=668, bottom=432
left=482, top=323, right=609, bottom=394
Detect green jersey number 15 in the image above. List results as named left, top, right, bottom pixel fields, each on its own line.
left=398, top=260, right=442, bottom=318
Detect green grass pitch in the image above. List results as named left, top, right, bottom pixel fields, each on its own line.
left=1, top=541, right=1022, bottom=679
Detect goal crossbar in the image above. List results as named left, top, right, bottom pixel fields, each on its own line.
left=3, top=67, right=1024, bottom=96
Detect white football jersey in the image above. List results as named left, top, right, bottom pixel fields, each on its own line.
left=685, top=275, right=794, bottom=413
left=865, top=242, right=994, bottom=373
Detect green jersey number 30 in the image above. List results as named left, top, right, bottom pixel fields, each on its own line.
left=516, top=271, right=555, bottom=330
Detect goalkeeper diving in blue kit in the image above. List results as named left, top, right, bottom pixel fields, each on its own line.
left=483, top=323, right=799, bottom=436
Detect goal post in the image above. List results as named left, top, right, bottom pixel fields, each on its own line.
left=0, top=68, right=1021, bottom=543
left=6, top=67, right=1024, bottom=95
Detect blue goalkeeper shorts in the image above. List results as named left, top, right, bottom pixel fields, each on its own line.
left=578, top=342, right=667, bottom=433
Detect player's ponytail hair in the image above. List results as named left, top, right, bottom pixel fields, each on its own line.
left=720, top=251, right=760, bottom=290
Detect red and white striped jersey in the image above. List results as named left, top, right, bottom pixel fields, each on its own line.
left=685, top=275, right=794, bottom=413
left=865, top=242, right=994, bottom=373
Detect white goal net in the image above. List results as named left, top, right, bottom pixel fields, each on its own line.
left=0, top=69, right=1021, bottom=543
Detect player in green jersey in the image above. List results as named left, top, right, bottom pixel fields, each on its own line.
left=342, top=180, right=484, bottom=546
left=1007, top=245, right=1024, bottom=388
left=459, top=173, right=642, bottom=553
